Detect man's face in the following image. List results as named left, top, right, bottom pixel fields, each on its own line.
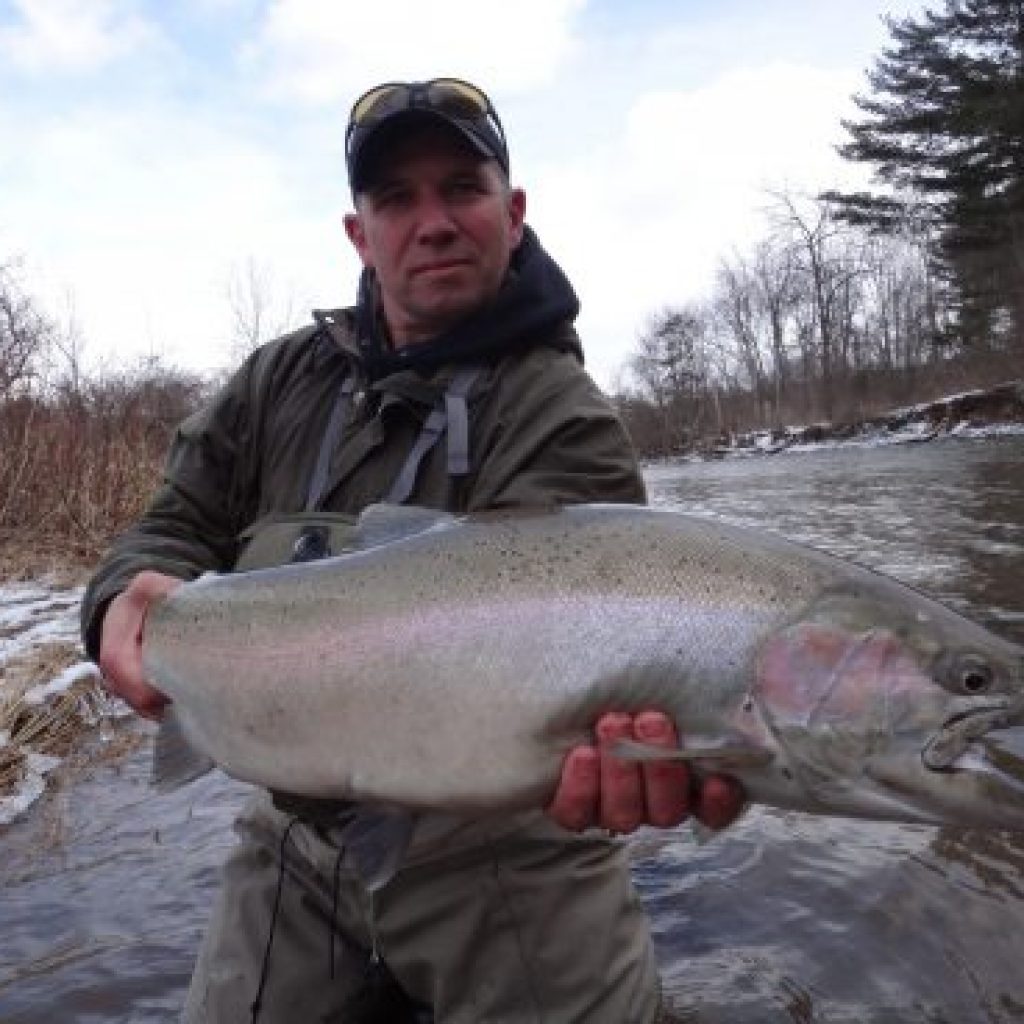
left=344, top=129, right=526, bottom=346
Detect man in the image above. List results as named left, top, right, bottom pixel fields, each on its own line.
left=84, top=78, right=742, bottom=1022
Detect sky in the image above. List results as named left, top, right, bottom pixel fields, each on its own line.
left=0, top=0, right=933, bottom=392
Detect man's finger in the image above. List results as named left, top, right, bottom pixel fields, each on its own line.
left=597, top=713, right=644, bottom=834
left=634, top=711, right=690, bottom=828
left=694, top=773, right=747, bottom=830
left=548, top=746, right=600, bottom=832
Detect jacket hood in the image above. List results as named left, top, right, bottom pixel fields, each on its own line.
left=353, top=225, right=582, bottom=379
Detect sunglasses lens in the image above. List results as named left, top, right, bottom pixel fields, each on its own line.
left=350, top=84, right=409, bottom=124
left=424, top=79, right=491, bottom=120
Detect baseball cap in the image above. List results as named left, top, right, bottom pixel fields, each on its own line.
left=345, top=78, right=509, bottom=193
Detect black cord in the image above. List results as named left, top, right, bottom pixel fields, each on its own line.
left=250, top=817, right=300, bottom=1023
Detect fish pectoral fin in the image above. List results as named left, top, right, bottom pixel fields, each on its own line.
left=611, top=738, right=773, bottom=769
left=152, top=708, right=216, bottom=792
left=338, top=806, right=417, bottom=891
left=354, top=504, right=456, bottom=550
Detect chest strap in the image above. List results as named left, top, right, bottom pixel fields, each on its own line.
left=384, top=366, right=481, bottom=505
left=305, top=365, right=481, bottom=513
left=305, top=375, right=357, bottom=512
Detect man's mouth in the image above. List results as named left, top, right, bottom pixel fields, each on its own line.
left=412, top=259, right=471, bottom=276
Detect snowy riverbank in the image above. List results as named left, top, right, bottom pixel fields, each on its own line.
left=690, top=379, right=1024, bottom=460
left=0, top=579, right=123, bottom=825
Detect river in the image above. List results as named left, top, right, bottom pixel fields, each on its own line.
left=1, top=435, right=1022, bottom=1023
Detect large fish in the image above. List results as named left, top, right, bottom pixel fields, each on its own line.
left=143, top=503, right=1024, bottom=829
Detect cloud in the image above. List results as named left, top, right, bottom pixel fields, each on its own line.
left=0, top=0, right=929, bottom=395
left=617, top=62, right=867, bottom=228
left=0, top=0, right=157, bottom=74
left=243, top=0, right=587, bottom=104
left=0, top=98, right=352, bottom=375
left=523, top=63, right=873, bottom=389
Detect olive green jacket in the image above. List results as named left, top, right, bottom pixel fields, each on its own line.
left=81, top=308, right=645, bottom=659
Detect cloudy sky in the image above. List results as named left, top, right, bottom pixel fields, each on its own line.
left=0, top=0, right=931, bottom=391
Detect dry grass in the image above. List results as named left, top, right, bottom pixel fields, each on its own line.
left=0, top=401, right=170, bottom=563
left=0, top=643, right=111, bottom=798
left=0, top=366, right=207, bottom=567
left=0, top=539, right=93, bottom=586
left=0, top=376, right=197, bottom=818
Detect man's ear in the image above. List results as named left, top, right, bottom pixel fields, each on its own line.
left=344, top=212, right=372, bottom=267
left=507, top=188, right=526, bottom=249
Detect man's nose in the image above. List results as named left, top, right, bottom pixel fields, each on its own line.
left=414, top=195, right=458, bottom=245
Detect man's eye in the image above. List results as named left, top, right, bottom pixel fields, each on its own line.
left=449, top=179, right=483, bottom=197
left=375, top=188, right=410, bottom=207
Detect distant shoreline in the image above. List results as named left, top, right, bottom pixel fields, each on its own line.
left=679, top=379, right=1024, bottom=462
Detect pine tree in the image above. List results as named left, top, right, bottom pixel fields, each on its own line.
left=827, top=0, right=1024, bottom=353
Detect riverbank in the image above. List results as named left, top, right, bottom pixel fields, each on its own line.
left=0, top=577, right=132, bottom=825
left=691, top=378, right=1024, bottom=460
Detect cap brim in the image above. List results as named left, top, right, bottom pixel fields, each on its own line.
left=349, top=109, right=498, bottom=193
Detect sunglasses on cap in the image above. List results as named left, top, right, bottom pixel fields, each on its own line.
left=345, top=78, right=509, bottom=189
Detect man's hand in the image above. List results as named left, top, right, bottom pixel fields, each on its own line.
left=98, top=571, right=182, bottom=719
left=546, top=710, right=746, bottom=834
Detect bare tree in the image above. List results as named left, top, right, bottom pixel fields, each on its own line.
left=715, top=256, right=769, bottom=421
left=0, top=260, right=53, bottom=401
left=46, top=290, right=90, bottom=403
left=625, top=306, right=715, bottom=452
left=752, top=239, right=802, bottom=424
left=617, top=184, right=1012, bottom=455
left=226, top=257, right=302, bottom=362
left=769, top=193, right=867, bottom=421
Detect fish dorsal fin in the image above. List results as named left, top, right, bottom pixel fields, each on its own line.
left=353, top=504, right=456, bottom=550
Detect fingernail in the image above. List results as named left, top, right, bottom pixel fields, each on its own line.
left=597, top=713, right=631, bottom=741
left=636, top=714, right=669, bottom=741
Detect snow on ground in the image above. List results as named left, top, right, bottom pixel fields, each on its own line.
left=781, top=420, right=1024, bottom=455
left=0, top=579, right=118, bottom=826
left=951, top=421, right=1024, bottom=440
left=0, top=582, right=82, bottom=663
left=0, top=750, right=63, bottom=825
left=23, top=660, right=102, bottom=705
left=705, top=418, right=1024, bottom=462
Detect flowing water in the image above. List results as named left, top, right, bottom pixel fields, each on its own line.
left=1, top=435, right=1023, bottom=1023
left=639, top=436, right=1024, bottom=1024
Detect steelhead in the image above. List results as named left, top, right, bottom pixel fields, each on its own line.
left=143, top=503, right=1024, bottom=828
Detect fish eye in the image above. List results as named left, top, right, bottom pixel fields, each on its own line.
left=933, top=651, right=994, bottom=695
left=961, top=664, right=992, bottom=693
left=955, top=654, right=993, bottom=694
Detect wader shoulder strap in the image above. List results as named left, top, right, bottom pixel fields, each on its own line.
left=305, top=374, right=357, bottom=512
left=384, top=366, right=480, bottom=505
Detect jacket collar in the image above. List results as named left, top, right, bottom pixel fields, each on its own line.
left=352, top=225, right=582, bottom=380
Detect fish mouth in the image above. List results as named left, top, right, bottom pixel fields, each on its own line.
left=942, top=726, right=1024, bottom=807
left=923, top=699, right=1024, bottom=772
left=960, top=726, right=1024, bottom=773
